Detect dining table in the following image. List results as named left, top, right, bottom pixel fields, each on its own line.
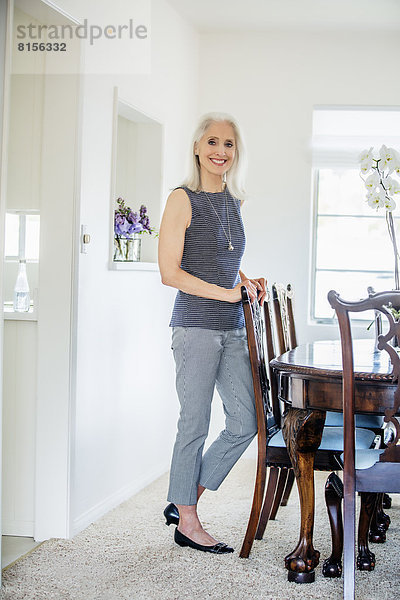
left=270, top=338, right=399, bottom=583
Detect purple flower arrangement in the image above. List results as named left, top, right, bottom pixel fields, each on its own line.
left=114, top=197, right=156, bottom=238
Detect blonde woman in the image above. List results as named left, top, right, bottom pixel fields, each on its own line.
left=158, top=113, right=266, bottom=554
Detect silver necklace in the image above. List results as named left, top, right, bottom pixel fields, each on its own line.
left=203, top=188, right=234, bottom=251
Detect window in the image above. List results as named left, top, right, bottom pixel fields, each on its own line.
left=311, top=108, right=400, bottom=321
left=5, top=211, right=40, bottom=261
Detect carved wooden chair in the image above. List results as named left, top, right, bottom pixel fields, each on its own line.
left=328, top=289, right=400, bottom=600
left=268, top=284, right=297, bottom=509
left=239, top=287, right=377, bottom=564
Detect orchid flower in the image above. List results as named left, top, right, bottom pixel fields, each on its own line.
left=361, top=144, right=400, bottom=289
left=359, top=147, right=374, bottom=174
left=379, top=145, right=398, bottom=174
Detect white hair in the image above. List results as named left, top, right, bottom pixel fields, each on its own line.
left=181, top=112, right=247, bottom=201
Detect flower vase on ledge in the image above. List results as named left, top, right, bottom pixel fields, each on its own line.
left=114, top=198, right=157, bottom=263
left=113, top=234, right=141, bottom=262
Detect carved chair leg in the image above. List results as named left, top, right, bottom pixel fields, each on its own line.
left=382, top=493, right=392, bottom=509
left=322, top=473, right=343, bottom=578
left=357, top=492, right=377, bottom=571
left=280, top=468, right=295, bottom=507
left=375, top=493, right=390, bottom=530
left=254, top=466, right=279, bottom=540
left=269, top=467, right=289, bottom=520
left=239, top=457, right=267, bottom=558
left=369, top=493, right=388, bottom=543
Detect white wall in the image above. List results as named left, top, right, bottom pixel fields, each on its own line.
left=198, top=30, right=400, bottom=343
left=62, top=1, right=200, bottom=533
left=116, top=116, right=138, bottom=205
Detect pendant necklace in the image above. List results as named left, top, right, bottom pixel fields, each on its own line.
left=203, top=187, right=234, bottom=251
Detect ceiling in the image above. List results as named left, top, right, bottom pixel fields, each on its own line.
left=166, top=0, right=400, bottom=32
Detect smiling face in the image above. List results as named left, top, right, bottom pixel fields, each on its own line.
left=194, top=121, right=236, bottom=189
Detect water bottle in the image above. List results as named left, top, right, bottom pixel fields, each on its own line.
left=13, top=259, right=31, bottom=312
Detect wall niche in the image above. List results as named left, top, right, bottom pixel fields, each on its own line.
left=110, top=88, right=163, bottom=269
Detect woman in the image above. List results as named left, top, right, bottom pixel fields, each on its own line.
left=158, top=113, right=266, bottom=554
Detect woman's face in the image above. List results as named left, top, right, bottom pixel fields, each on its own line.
left=195, top=121, right=236, bottom=180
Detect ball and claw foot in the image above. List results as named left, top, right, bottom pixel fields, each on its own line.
left=285, top=547, right=320, bottom=583
left=357, top=548, right=376, bottom=571
left=322, top=557, right=342, bottom=578
left=368, top=524, right=386, bottom=544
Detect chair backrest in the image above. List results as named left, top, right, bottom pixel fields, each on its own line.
left=272, top=283, right=297, bottom=355
left=328, top=289, right=400, bottom=470
left=328, top=288, right=400, bottom=599
left=367, top=285, right=384, bottom=348
left=241, top=287, right=280, bottom=439
left=262, top=288, right=281, bottom=428
left=286, top=284, right=298, bottom=349
left=263, top=287, right=276, bottom=367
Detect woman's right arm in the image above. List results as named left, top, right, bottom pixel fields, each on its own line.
left=158, top=188, right=256, bottom=303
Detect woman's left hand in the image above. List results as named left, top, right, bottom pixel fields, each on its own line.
left=249, top=277, right=267, bottom=305
left=239, top=271, right=267, bottom=304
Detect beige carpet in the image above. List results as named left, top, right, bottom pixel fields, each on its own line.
left=1, top=460, right=399, bottom=600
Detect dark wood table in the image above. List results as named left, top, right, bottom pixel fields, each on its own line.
left=270, top=339, right=398, bottom=582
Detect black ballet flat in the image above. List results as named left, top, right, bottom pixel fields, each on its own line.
left=174, top=527, right=234, bottom=554
left=164, top=503, right=179, bottom=526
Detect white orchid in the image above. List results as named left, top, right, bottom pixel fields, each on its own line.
left=393, top=150, right=400, bottom=176
left=367, top=189, right=386, bottom=210
left=360, top=145, right=400, bottom=207
left=382, top=175, right=394, bottom=191
left=382, top=176, right=400, bottom=196
left=365, top=171, right=380, bottom=192
left=360, top=144, right=400, bottom=289
left=360, top=144, right=400, bottom=211
left=384, top=196, right=396, bottom=212
left=359, top=147, right=374, bottom=163
left=392, top=180, right=400, bottom=196
left=379, top=144, right=398, bottom=174
left=359, top=147, right=374, bottom=174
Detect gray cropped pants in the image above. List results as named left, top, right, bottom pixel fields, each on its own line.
left=167, top=326, right=257, bottom=506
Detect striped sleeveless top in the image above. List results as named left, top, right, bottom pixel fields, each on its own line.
left=169, top=186, right=246, bottom=330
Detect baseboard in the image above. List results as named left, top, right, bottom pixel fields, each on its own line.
left=2, top=520, right=34, bottom=537
left=72, top=463, right=170, bottom=537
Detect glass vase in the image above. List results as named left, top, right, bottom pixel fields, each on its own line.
left=113, top=234, right=141, bottom=262
left=132, top=233, right=141, bottom=261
